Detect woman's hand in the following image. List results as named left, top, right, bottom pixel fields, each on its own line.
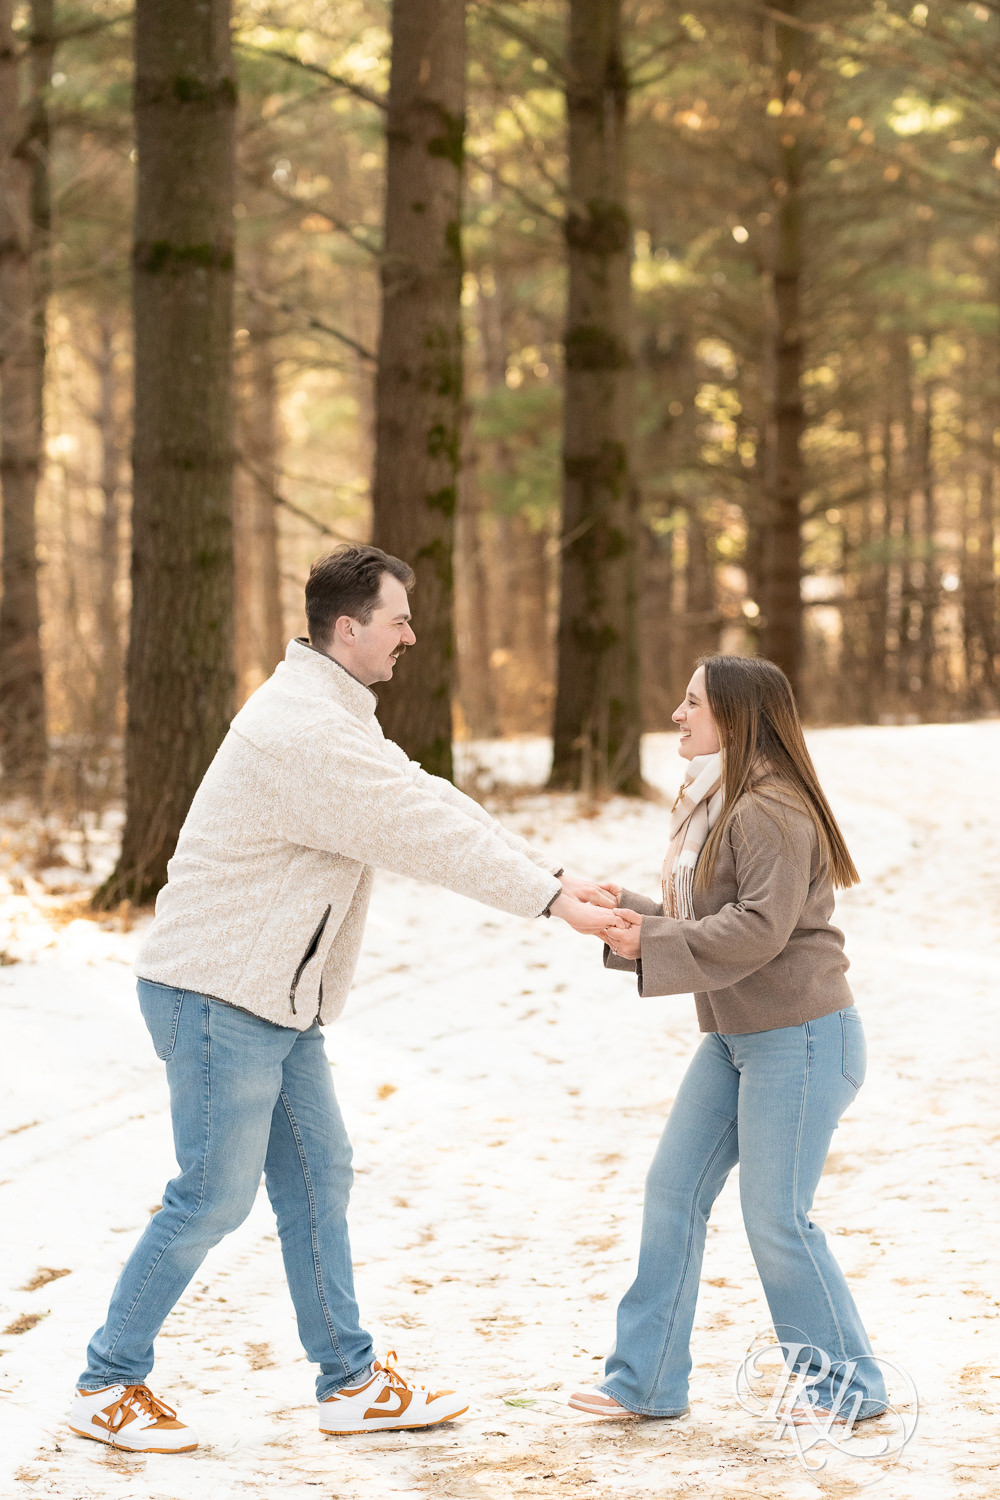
left=549, top=892, right=619, bottom=935
left=601, top=907, right=643, bottom=961
left=558, top=872, right=617, bottom=909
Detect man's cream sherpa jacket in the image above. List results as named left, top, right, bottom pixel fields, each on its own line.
left=136, top=639, right=561, bottom=1030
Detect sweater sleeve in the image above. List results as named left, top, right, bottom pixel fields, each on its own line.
left=377, top=734, right=560, bottom=874
left=636, top=799, right=815, bottom=997
left=602, top=887, right=661, bottom=973
left=276, top=716, right=561, bottom=919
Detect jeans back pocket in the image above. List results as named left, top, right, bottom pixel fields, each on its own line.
left=137, top=980, right=185, bottom=1060
left=840, top=1006, right=866, bottom=1090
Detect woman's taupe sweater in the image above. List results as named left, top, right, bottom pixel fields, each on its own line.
left=605, top=791, right=853, bottom=1034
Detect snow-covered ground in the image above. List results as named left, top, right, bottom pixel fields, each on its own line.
left=1, top=724, right=998, bottom=1500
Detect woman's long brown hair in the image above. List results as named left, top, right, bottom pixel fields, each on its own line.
left=695, top=655, right=860, bottom=890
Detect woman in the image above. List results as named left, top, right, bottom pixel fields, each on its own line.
left=570, top=655, right=886, bottom=1424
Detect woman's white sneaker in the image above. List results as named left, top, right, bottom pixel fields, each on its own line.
left=319, top=1352, right=469, bottom=1435
left=68, top=1384, right=197, bottom=1452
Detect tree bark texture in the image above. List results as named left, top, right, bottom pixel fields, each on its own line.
left=234, top=291, right=283, bottom=704
left=93, top=316, right=125, bottom=740
left=962, top=347, right=997, bottom=708
left=915, top=378, right=937, bottom=702
left=370, top=0, right=465, bottom=779
left=549, top=0, right=641, bottom=794
left=454, top=410, right=498, bottom=739
left=758, top=2, right=805, bottom=696
left=0, top=0, right=49, bottom=798
left=97, top=0, right=236, bottom=907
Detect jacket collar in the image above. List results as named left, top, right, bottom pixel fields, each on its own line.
left=281, top=638, right=377, bottom=719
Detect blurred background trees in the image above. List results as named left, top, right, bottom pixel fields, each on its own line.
left=0, top=0, right=997, bottom=863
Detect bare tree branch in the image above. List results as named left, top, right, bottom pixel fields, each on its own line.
left=233, top=39, right=387, bottom=111
left=240, top=282, right=376, bottom=362
left=252, top=173, right=381, bottom=256
left=236, top=453, right=362, bottom=539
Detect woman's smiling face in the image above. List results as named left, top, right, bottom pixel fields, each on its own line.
left=672, top=665, right=721, bottom=761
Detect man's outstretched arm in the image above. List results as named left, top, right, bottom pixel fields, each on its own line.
left=277, top=720, right=609, bottom=927
left=378, top=734, right=614, bottom=910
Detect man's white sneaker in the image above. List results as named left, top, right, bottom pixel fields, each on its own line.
left=68, top=1384, right=197, bottom=1452
left=319, top=1352, right=470, bottom=1435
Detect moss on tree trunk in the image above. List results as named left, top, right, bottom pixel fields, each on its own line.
left=94, top=0, right=236, bottom=908
left=370, top=0, right=466, bottom=780
left=549, top=0, right=641, bottom=795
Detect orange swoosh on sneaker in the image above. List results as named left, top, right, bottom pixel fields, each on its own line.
left=364, top=1386, right=413, bottom=1421
left=93, top=1406, right=136, bottom=1432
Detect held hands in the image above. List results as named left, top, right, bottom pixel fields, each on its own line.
left=600, top=908, right=643, bottom=961
left=548, top=872, right=617, bottom=935
left=549, top=890, right=618, bottom=935
left=558, top=873, right=618, bottom=909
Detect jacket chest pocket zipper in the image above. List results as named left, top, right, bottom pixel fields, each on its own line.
left=289, top=905, right=332, bottom=1014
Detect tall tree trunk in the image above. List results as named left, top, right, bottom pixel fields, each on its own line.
left=969, top=382, right=998, bottom=704
left=370, top=0, right=465, bottom=779
left=886, top=336, right=912, bottom=705
left=915, top=375, right=937, bottom=706
left=93, top=315, right=125, bottom=739
left=454, top=411, right=498, bottom=740
left=637, top=520, right=677, bottom=730
left=758, top=2, right=805, bottom=696
left=683, top=506, right=718, bottom=667
left=549, top=0, right=641, bottom=794
left=95, top=0, right=236, bottom=908
left=490, top=510, right=552, bottom=735
left=234, top=290, right=283, bottom=704
left=0, top=0, right=49, bottom=798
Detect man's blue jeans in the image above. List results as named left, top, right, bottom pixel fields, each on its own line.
left=78, top=982, right=374, bottom=1401
left=600, top=1007, right=887, bottom=1417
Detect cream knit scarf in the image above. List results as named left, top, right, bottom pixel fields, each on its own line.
left=661, top=752, right=724, bottom=919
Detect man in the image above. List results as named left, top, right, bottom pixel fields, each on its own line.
left=69, top=544, right=613, bottom=1453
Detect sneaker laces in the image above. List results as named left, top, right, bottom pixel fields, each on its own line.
left=104, top=1384, right=178, bottom=1433
left=380, top=1351, right=426, bottom=1393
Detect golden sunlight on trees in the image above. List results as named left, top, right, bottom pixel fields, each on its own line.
left=0, top=0, right=996, bottom=889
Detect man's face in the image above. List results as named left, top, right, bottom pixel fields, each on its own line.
left=346, top=575, right=416, bottom=685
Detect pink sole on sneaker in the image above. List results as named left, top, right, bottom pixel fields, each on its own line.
left=568, top=1393, right=638, bottom=1417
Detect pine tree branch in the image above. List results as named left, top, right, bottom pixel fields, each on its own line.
left=466, top=145, right=564, bottom=224
left=236, top=453, right=361, bottom=539
left=240, top=282, right=376, bottom=362
left=470, top=1, right=571, bottom=83
left=51, top=10, right=133, bottom=45
left=253, top=173, right=381, bottom=257
left=233, top=39, right=387, bottom=111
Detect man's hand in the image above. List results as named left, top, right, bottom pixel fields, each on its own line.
left=549, top=892, right=620, bottom=935
left=601, top=907, right=643, bottom=961
left=559, top=872, right=618, bottom=908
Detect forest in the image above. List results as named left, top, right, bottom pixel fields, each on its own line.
left=0, top=0, right=997, bottom=901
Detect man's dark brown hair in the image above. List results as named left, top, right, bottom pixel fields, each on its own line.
left=305, top=544, right=415, bottom=647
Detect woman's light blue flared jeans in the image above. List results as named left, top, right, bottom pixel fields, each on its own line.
left=600, top=1007, right=886, bottom=1417
left=78, top=981, right=374, bottom=1401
